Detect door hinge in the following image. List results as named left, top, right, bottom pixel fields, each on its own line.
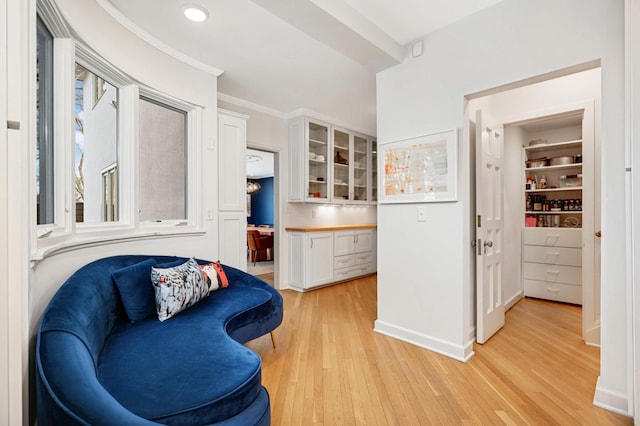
left=477, top=215, right=482, bottom=228
left=7, top=120, right=20, bottom=130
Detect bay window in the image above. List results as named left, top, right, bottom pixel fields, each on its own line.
left=34, top=11, right=203, bottom=258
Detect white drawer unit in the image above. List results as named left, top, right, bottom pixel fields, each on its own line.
left=523, top=280, right=582, bottom=305
left=523, top=228, right=582, bottom=248
left=334, top=254, right=355, bottom=269
left=522, top=228, right=582, bottom=305
left=523, top=245, right=582, bottom=267
left=523, top=262, right=582, bottom=286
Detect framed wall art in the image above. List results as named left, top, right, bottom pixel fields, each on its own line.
left=380, top=129, right=457, bottom=203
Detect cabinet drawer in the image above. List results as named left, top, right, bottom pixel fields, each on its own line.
left=523, top=228, right=581, bottom=248
left=523, top=262, right=582, bottom=285
left=334, top=254, right=355, bottom=269
left=523, top=245, right=582, bottom=267
left=355, top=252, right=373, bottom=265
left=334, top=264, right=372, bottom=282
left=524, top=280, right=582, bottom=305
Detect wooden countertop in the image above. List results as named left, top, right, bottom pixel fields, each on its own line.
left=285, top=224, right=377, bottom=232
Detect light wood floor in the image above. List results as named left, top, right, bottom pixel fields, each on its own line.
left=246, top=274, right=632, bottom=425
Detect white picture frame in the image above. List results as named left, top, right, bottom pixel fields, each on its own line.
left=379, top=129, right=457, bottom=203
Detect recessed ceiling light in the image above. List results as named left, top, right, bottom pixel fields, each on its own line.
left=182, top=4, right=209, bottom=23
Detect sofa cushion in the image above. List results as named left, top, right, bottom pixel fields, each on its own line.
left=112, top=258, right=158, bottom=322
left=151, top=258, right=210, bottom=322
left=98, top=284, right=273, bottom=424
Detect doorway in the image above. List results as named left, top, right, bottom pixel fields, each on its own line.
left=469, top=67, right=601, bottom=346
left=246, top=148, right=276, bottom=284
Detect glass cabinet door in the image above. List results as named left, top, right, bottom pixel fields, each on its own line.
left=370, top=139, right=377, bottom=203
left=307, top=121, right=329, bottom=201
left=352, top=135, right=369, bottom=202
left=332, top=129, right=351, bottom=202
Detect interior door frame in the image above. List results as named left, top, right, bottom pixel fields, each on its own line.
left=468, top=90, right=600, bottom=346
left=246, top=145, right=281, bottom=289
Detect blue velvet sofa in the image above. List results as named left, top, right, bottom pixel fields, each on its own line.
left=36, top=255, right=283, bottom=425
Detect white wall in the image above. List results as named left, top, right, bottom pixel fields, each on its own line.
left=376, top=0, right=628, bottom=414
left=217, top=99, right=377, bottom=289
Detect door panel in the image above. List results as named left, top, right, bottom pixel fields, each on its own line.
left=476, top=110, right=505, bottom=344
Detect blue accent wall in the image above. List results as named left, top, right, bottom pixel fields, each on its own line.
left=248, top=177, right=274, bottom=226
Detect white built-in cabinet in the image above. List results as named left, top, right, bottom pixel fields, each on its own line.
left=288, top=116, right=376, bottom=204
left=333, top=230, right=376, bottom=281
left=287, top=227, right=376, bottom=291
left=519, top=110, right=589, bottom=305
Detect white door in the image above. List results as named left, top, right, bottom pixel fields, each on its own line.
left=217, top=111, right=248, bottom=270
left=475, top=110, right=505, bottom=344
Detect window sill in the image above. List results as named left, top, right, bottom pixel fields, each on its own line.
left=31, top=228, right=206, bottom=265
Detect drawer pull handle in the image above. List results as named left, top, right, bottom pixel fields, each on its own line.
left=546, top=270, right=560, bottom=274
left=546, top=288, right=561, bottom=294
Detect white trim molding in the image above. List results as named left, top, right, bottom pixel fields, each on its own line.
left=374, top=320, right=475, bottom=362
left=218, top=92, right=287, bottom=119
left=593, top=377, right=630, bottom=416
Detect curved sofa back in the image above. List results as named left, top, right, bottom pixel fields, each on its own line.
left=39, top=255, right=179, bottom=365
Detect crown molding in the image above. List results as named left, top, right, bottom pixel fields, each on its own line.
left=94, top=0, right=224, bottom=77
left=217, top=92, right=288, bottom=119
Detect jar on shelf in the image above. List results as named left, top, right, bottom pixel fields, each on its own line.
left=539, top=175, right=548, bottom=189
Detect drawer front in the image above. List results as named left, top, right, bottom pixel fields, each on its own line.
left=333, top=264, right=371, bottom=282
left=524, top=280, right=582, bottom=305
left=334, top=254, right=355, bottom=269
left=523, top=228, right=581, bottom=248
left=355, top=252, right=373, bottom=265
left=523, top=262, right=582, bottom=285
left=523, top=245, right=582, bottom=267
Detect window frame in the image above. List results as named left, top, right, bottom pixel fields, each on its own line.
left=32, top=14, right=205, bottom=261
left=137, top=88, right=202, bottom=230
left=72, top=53, right=125, bottom=228
left=36, top=16, right=55, bottom=226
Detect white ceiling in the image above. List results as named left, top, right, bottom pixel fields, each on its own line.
left=246, top=148, right=274, bottom=179
left=106, top=0, right=503, bottom=134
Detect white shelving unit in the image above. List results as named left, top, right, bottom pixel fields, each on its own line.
left=521, top=121, right=585, bottom=305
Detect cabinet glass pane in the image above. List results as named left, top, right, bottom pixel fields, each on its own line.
left=371, top=139, right=377, bottom=202
left=353, top=135, right=368, bottom=202
left=308, top=121, right=329, bottom=200
left=333, top=129, right=350, bottom=201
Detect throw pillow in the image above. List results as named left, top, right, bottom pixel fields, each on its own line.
left=198, top=261, right=230, bottom=291
left=112, top=258, right=158, bottom=322
left=151, top=258, right=210, bottom=322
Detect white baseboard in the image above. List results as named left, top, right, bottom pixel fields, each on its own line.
left=593, top=376, right=631, bottom=417
left=374, top=320, right=475, bottom=362
left=505, top=291, right=523, bottom=311
left=583, top=323, right=601, bottom=347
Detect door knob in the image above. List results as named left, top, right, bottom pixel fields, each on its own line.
left=484, top=241, right=493, bottom=248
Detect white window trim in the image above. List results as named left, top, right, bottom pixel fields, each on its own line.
left=136, top=88, right=203, bottom=232
left=31, top=17, right=206, bottom=262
